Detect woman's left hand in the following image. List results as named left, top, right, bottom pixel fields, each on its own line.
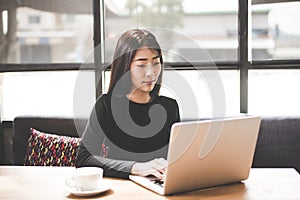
left=130, top=158, right=167, bottom=179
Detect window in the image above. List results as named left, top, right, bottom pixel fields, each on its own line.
left=249, top=0, right=300, bottom=116
left=1, top=0, right=300, bottom=120
left=1, top=5, right=93, bottom=64
left=249, top=70, right=300, bottom=115
left=104, top=0, right=239, bottom=62
left=251, top=2, right=300, bottom=60
left=101, top=0, right=240, bottom=118
left=0, top=0, right=94, bottom=120
left=0, top=71, right=95, bottom=120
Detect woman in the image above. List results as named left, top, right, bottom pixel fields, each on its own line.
left=75, top=29, right=180, bottom=179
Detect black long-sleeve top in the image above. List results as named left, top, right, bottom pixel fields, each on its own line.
left=75, top=94, right=180, bottom=179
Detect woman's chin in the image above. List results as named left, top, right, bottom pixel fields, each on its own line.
left=141, top=85, right=155, bottom=93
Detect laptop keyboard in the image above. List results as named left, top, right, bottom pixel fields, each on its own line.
left=143, top=175, right=165, bottom=188
left=151, top=178, right=164, bottom=187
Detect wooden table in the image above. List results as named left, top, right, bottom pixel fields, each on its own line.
left=0, top=166, right=299, bottom=199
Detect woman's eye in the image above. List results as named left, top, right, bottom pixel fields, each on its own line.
left=137, top=64, right=146, bottom=68
left=136, top=63, right=160, bottom=68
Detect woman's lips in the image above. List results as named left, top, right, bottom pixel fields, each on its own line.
left=143, top=80, right=155, bottom=85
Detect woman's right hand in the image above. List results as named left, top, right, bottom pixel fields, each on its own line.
left=130, top=158, right=167, bottom=179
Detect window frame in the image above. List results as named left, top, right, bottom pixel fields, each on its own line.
left=0, top=0, right=300, bottom=116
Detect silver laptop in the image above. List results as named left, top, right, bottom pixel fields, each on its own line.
left=129, top=115, right=261, bottom=195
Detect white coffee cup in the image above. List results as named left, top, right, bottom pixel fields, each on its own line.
left=70, top=167, right=103, bottom=191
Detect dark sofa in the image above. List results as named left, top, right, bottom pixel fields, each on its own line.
left=252, top=116, right=300, bottom=173
left=12, top=115, right=300, bottom=173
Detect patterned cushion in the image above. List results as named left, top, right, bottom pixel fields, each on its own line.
left=24, top=128, right=81, bottom=166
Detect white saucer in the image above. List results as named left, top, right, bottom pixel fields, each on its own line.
left=65, top=178, right=112, bottom=197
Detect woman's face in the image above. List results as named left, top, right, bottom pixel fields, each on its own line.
left=129, top=47, right=162, bottom=96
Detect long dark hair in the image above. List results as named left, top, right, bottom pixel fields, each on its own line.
left=107, top=29, right=163, bottom=97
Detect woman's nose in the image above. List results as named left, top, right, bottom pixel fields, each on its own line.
left=145, top=65, right=155, bottom=76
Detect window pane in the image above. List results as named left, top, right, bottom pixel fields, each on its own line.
left=0, top=71, right=95, bottom=120
left=251, top=2, right=300, bottom=60
left=104, top=69, right=240, bottom=119
left=249, top=70, right=300, bottom=115
left=104, top=0, right=238, bottom=62
left=0, top=1, right=93, bottom=64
